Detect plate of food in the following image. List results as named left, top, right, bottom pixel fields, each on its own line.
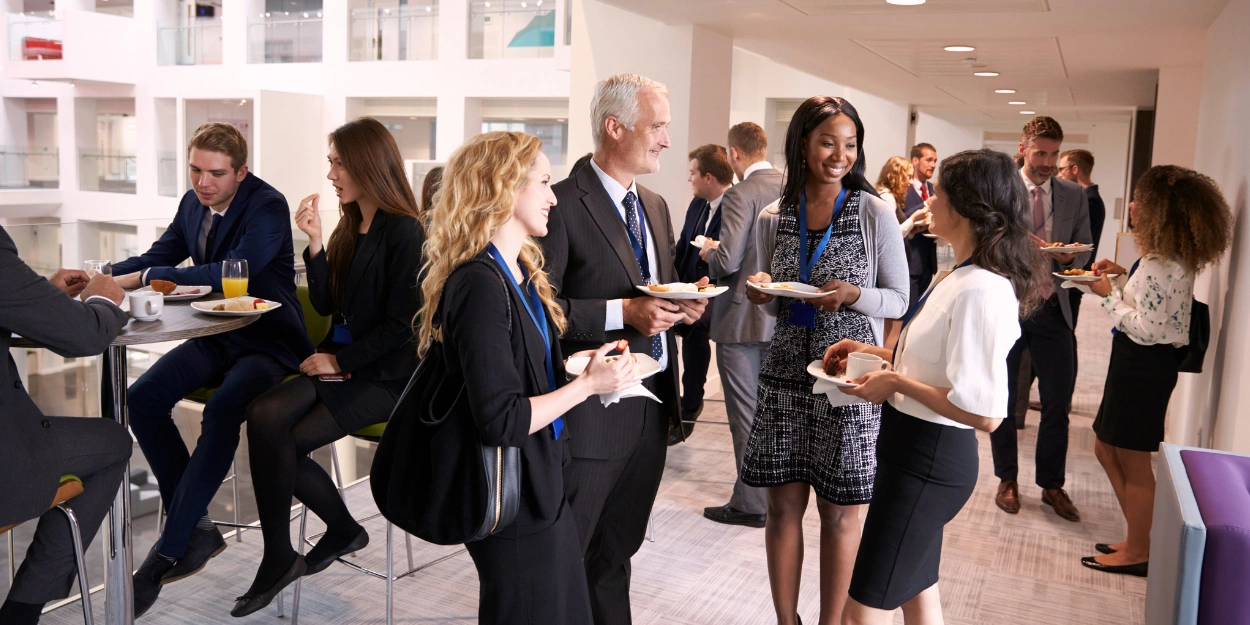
left=191, top=297, right=282, bottom=317
left=1039, top=242, right=1094, bottom=254
left=747, top=281, right=826, bottom=299
left=806, top=360, right=857, bottom=388
left=690, top=235, right=708, bottom=248
left=138, top=280, right=211, bottom=301
left=922, top=233, right=940, bottom=239
left=638, top=283, right=728, bottom=300
left=1054, top=269, right=1102, bottom=282
left=565, top=352, right=662, bottom=381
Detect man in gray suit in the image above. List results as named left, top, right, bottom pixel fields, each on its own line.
left=700, top=122, right=783, bottom=528
left=990, top=116, right=1091, bottom=523
left=0, top=225, right=131, bottom=624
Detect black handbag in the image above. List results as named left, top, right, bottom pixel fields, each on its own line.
left=371, top=261, right=521, bottom=545
left=1177, top=298, right=1209, bottom=373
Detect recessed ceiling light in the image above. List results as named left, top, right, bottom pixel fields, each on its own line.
left=886, top=0, right=926, bottom=4
left=974, top=72, right=999, bottom=77
left=1008, top=101, right=1026, bottom=105
left=1020, top=110, right=1036, bottom=115
left=994, top=89, right=1016, bottom=94
left=425, top=6, right=432, bottom=11
left=944, top=45, right=975, bottom=52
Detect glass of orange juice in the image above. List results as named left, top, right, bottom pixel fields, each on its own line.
left=222, top=259, right=248, bottom=299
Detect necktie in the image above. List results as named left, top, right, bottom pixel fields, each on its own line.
left=202, top=213, right=223, bottom=262
left=920, top=183, right=929, bottom=202
left=622, top=191, right=664, bottom=363
left=1031, top=187, right=1047, bottom=237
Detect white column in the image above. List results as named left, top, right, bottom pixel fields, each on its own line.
left=2, top=98, right=28, bottom=184
left=222, top=0, right=251, bottom=66
left=57, top=95, right=80, bottom=193
left=1152, top=66, right=1204, bottom=169
left=437, top=0, right=466, bottom=61
left=322, top=0, right=348, bottom=64
left=73, top=97, right=97, bottom=193
left=434, top=94, right=480, bottom=161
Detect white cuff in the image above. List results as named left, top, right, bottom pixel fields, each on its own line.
left=606, top=299, right=624, bottom=331
left=85, top=295, right=122, bottom=308
left=140, top=268, right=151, bottom=285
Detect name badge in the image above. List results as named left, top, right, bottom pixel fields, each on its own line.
left=789, top=301, right=818, bottom=328
left=331, top=323, right=353, bottom=345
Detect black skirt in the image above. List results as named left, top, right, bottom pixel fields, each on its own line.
left=1092, top=332, right=1180, bottom=452
left=313, top=376, right=407, bottom=433
left=848, top=402, right=978, bottom=610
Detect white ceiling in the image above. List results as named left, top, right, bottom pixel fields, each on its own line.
left=596, top=0, right=1229, bottom=127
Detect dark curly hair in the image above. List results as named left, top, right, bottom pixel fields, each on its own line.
left=1132, top=165, right=1232, bottom=272
left=779, top=95, right=877, bottom=210
left=937, top=149, right=1049, bottom=316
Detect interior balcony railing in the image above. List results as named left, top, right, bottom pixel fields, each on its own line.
left=349, top=5, right=439, bottom=62
left=7, top=12, right=63, bottom=61
left=248, top=15, right=322, bottom=64
left=79, top=151, right=137, bottom=194
left=156, top=23, right=223, bottom=66
left=0, top=146, right=59, bottom=188
left=467, top=1, right=554, bottom=59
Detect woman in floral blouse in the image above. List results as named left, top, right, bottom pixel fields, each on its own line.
left=1080, top=165, right=1232, bottom=577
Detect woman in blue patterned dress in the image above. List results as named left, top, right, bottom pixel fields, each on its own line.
left=741, top=96, right=909, bottom=625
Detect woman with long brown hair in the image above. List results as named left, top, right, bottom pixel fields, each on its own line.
left=231, top=117, right=425, bottom=617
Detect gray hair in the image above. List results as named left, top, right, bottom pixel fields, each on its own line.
left=590, top=73, right=669, bottom=149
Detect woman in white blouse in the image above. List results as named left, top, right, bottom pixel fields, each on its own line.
left=825, top=150, right=1048, bottom=624
left=1079, top=165, right=1232, bottom=577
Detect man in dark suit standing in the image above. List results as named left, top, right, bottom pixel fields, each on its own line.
left=990, top=117, right=1091, bottom=523
left=669, top=143, right=731, bottom=445
left=902, top=142, right=938, bottom=306
left=1059, top=148, right=1106, bottom=326
left=542, top=73, right=707, bottom=625
left=0, top=230, right=130, bottom=625
left=110, top=123, right=313, bottom=616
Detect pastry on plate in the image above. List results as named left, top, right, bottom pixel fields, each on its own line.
left=150, top=279, right=177, bottom=295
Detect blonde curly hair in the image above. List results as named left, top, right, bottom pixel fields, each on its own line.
left=875, top=155, right=915, bottom=214
left=416, top=132, right=566, bottom=355
left=1132, top=165, right=1232, bottom=272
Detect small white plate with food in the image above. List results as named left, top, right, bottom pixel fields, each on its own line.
left=565, top=353, right=662, bottom=381
left=1053, top=269, right=1102, bottom=283
left=637, top=283, right=728, bottom=300
left=191, top=297, right=282, bottom=317
left=747, top=281, right=826, bottom=300
left=806, top=360, right=857, bottom=387
left=137, top=281, right=211, bottom=301
left=690, top=235, right=708, bottom=248
left=1039, top=242, right=1094, bottom=254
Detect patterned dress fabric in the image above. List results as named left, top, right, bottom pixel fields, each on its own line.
left=1101, top=254, right=1193, bottom=346
left=740, top=190, right=881, bottom=505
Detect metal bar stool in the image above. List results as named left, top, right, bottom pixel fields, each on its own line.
left=3, top=476, right=94, bottom=624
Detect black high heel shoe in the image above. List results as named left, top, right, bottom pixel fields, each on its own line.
left=1080, top=555, right=1147, bottom=577
left=231, top=555, right=307, bottom=618
left=1095, top=543, right=1117, bottom=554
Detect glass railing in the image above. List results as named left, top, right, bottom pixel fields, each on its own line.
left=157, top=152, right=178, bottom=197
left=156, top=24, right=223, bottom=65
left=349, top=6, right=439, bottom=61
left=467, top=1, right=555, bottom=59
left=7, top=12, right=63, bottom=61
left=248, top=17, right=322, bottom=63
left=0, top=146, right=59, bottom=189
left=79, top=151, right=137, bottom=194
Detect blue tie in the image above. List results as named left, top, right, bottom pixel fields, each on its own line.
left=622, top=191, right=664, bottom=363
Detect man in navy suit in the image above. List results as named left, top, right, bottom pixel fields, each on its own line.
left=110, top=123, right=312, bottom=616
left=902, top=143, right=938, bottom=307
left=669, top=144, right=730, bottom=444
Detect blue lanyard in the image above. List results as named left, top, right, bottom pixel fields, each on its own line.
left=895, top=259, right=975, bottom=360
left=624, top=196, right=650, bottom=279
left=798, top=188, right=848, bottom=284
left=486, top=244, right=562, bottom=439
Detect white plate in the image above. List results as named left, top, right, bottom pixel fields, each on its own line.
left=191, top=299, right=282, bottom=317
left=565, top=353, right=662, bottom=381
left=635, top=285, right=728, bottom=300
left=923, top=233, right=940, bottom=239
left=806, top=360, right=857, bottom=387
left=136, top=285, right=211, bottom=301
left=1039, top=244, right=1094, bottom=254
left=690, top=235, right=707, bottom=248
left=1053, top=271, right=1100, bottom=282
left=747, top=281, right=826, bottom=300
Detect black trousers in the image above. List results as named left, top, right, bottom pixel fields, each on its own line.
left=679, top=298, right=713, bottom=413
left=8, top=417, right=131, bottom=604
left=991, top=296, right=1075, bottom=489
left=563, top=399, right=666, bottom=625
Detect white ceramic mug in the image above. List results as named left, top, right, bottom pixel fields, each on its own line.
left=846, top=352, right=890, bottom=379
left=129, top=290, right=164, bottom=321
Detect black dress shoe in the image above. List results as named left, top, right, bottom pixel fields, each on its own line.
left=231, top=555, right=307, bottom=618
left=305, top=526, right=369, bottom=576
left=162, top=526, right=227, bottom=584
left=668, top=404, right=703, bottom=446
left=1095, top=543, right=1117, bottom=554
left=702, top=504, right=766, bottom=528
left=1080, top=556, right=1147, bottom=577
left=133, top=548, right=175, bottom=618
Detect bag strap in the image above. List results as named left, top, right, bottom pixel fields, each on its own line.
left=386, top=258, right=514, bottom=422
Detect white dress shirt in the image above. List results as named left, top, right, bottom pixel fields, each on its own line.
left=590, top=157, right=670, bottom=371
left=742, top=160, right=773, bottom=181
left=890, top=265, right=1021, bottom=428
left=1020, top=169, right=1054, bottom=242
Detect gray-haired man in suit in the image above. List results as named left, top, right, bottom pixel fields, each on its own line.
left=700, top=122, right=783, bottom=528
left=0, top=225, right=131, bottom=625
left=990, top=116, right=1091, bottom=523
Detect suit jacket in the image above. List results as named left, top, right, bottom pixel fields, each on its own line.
left=1041, top=175, right=1093, bottom=328
left=706, top=166, right=783, bottom=344
left=0, top=225, right=129, bottom=526
left=903, top=181, right=938, bottom=279
left=112, top=173, right=312, bottom=370
left=541, top=164, right=680, bottom=460
left=303, top=211, right=423, bottom=381
left=1082, top=184, right=1107, bottom=272
left=674, top=197, right=722, bottom=284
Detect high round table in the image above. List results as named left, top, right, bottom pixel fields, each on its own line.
left=14, top=294, right=258, bottom=625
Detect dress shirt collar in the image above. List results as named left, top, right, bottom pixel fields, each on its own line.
left=742, top=160, right=772, bottom=180
left=1020, top=168, right=1052, bottom=196
left=205, top=204, right=229, bottom=218
left=911, top=177, right=931, bottom=192
left=589, top=157, right=638, bottom=207
left=709, top=193, right=724, bottom=212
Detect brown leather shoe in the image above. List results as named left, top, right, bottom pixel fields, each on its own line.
left=1042, top=488, right=1081, bottom=522
left=995, top=480, right=1020, bottom=514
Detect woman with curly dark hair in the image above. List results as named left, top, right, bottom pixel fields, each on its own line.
left=1080, top=165, right=1232, bottom=577
left=827, top=149, right=1048, bottom=624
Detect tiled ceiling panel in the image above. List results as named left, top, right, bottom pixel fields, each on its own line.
left=781, top=0, right=1048, bottom=16
left=852, top=38, right=1066, bottom=78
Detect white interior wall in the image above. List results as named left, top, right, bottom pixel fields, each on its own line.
left=1088, top=121, right=1132, bottom=256
left=256, top=90, right=324, bottom=210
left=912, top=112, right=984, bottom=165
left=844, top=87, right=909, bottom=180
left=1153, top=65, right=1204, bottom=169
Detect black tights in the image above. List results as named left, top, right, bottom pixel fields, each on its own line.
left=244, top=377, right=360, bottom=593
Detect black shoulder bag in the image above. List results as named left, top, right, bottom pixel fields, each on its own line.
left=1177, top=298, right=1209, bottom=373
left=371, top=260, right=521, bottom=545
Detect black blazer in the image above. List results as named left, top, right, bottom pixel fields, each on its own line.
left=0, top=226, right=129, bottom=526
left=674, top=196, right=723, bottom=284
left=303, top=211, right=423, bottom=381
left=439, top=256, right=568, bottom=534
left=903, top=182, right=938, bottom=279
left=540, top=164, right=680, bottom=460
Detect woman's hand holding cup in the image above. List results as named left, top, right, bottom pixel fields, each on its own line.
left=822, top=338, right=873, bottom=377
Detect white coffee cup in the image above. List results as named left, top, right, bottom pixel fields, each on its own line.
left=129, top=291, right=164, bottom=321
left=846, top=352, right=890, bottom=379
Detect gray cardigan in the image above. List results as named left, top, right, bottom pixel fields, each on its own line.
left=754, top=190, right=910, bottom=346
